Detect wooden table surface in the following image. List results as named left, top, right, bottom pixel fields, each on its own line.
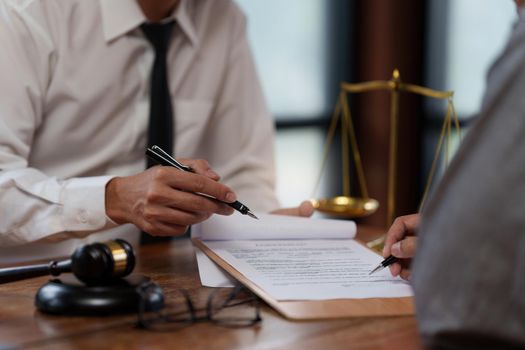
left=0, top=227, right=422, bottom=350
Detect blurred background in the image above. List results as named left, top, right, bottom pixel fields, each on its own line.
left=235, top=0, right=516, bottom=228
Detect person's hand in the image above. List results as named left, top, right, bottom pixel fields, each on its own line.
left=271, top=200, right=315, bottom=217
left=105, top=159, right=236, bottom=237
left=383, top=214, right=420, bottom=280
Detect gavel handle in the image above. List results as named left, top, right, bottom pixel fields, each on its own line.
left=0, top=260, right=72, bottom=284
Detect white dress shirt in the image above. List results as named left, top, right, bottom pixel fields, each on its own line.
left=0, top=0, right=279, bottom=262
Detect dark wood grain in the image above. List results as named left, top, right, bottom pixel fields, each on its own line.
left=0, top=226, right=422, bottom=350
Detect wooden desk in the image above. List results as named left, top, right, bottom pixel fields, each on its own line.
left=0, top=227, right=422, bottom=350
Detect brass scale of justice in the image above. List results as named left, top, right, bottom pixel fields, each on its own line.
left=310, top=69, right=461, bottom=249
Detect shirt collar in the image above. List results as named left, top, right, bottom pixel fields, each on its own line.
left=99, top=0, right=198, bottom=46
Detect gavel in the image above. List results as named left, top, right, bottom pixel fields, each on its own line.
left=0, top=239, right=135, bottom=285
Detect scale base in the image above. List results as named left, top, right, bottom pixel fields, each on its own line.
left=35, top=274, right=164, bottom=316
left=366, top=235, right=386, bottom=253
left=311, top=196, right=379, bottom=218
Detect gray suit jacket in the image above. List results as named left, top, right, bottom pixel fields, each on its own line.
left=413, top=10, right=525, bottom=350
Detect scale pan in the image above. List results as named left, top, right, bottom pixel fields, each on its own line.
left=310, top=196, right=379, bottom=218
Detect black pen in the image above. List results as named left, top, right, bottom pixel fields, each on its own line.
left=146, top=145, right=259, bottom=220
left=369, top=255, right=398, bottom=275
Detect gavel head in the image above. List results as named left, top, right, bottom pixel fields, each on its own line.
left=70, top=239, right=135, bottom=285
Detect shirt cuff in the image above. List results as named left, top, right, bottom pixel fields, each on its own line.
left=60, top=176, right=115, bottom=231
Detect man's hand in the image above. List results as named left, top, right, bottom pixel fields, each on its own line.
left=271, top=200, right=315, bottom=217
left=105, top=159, right=236, bottom=237
left=383, top=213, right=420, bottom=280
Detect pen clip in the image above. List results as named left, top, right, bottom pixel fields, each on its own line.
left=150, top=145, right=194, bottom=172
left=146, top=148, right=179, bottom=169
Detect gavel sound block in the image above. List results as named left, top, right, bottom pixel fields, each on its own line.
left=0, top=239, right=164, bottom=315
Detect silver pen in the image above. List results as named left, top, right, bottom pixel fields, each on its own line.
left=369, top=255, right=398, bottom=275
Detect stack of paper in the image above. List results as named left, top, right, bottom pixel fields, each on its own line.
left=193, top=213, right=412, bottom=301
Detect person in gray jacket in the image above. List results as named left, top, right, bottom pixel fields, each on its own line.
left=383, top=1, right=525, bottom=348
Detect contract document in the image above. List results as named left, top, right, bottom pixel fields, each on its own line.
left=193, top=213, right=413, bottom=301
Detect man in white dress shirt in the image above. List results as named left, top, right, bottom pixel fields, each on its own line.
left=0, top=0, right=305, bottom=262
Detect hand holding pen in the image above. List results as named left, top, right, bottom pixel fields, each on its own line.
left=105, top=151, right=239, bottom=237
left=146, top=145, right=258, bottom=219
left=369, top=214, right=419, bottom=280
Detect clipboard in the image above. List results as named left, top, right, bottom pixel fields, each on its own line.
left=193, top=238, right=414, bottom=320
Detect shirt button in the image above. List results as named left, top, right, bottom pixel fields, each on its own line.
left=78, top=209, right=88, bottom=223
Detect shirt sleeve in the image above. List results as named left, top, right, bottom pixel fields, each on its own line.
left=200, top=5, right=280, bottom=212
left=0, top=2, right=115, bottom=246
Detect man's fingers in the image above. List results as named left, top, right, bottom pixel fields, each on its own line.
left=383, top=216, right=411, bottom=256
left=391, top=236, right=417, bottom=258
left=389, top=262, right=401, bottom=277
left=383, top=214, right=420, bottom=256
left=389, top=263, right=411, bottom=280
left=142, top=205, right=212, bottom=226
left=143, top=181, right=234, bottom=216
left=298, top=201, right=315, bottom=217
left=272, top=201, right=314, bottom=217
left=167, top=190, right=234, bottom=216
left=399, top=269, right=411, bottom=281
left=154, top=167, right=236, bottom=203
left=179, top=158, right=221, bottom=181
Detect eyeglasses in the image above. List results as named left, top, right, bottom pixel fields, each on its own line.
left=136, top=282, right=262, bottom=331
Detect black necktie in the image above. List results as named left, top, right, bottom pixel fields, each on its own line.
left=141, top=22, right=175, bottom=244
left=142, top=21, right=175, bottom=168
